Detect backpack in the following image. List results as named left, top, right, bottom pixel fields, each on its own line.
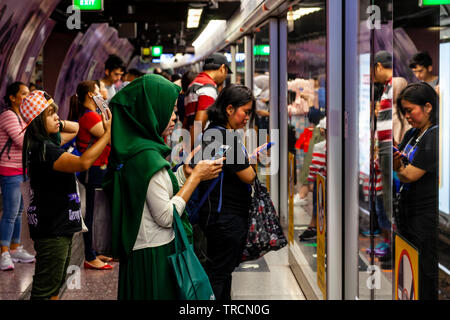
left=172, top=163, right=223, bottom=225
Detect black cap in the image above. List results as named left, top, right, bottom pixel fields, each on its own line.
left=203, top=52, right=233, bottom=74
left=374, top=50, right=392, bottom=69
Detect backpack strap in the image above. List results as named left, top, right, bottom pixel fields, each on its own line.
left=0, top=111, right=23, bottom=160
left=0, top=138, right=13, bottom=160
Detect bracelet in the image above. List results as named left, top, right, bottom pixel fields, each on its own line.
left=62, top=120, right=66, bottom=130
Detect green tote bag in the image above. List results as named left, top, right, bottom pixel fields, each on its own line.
left=168, top=208, right=216, bottom=300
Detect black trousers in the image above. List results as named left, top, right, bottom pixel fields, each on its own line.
left=201, top=213, right=248, bottom=300
left=398, top=208, right=438, bottom=300
left=78, top=165, right=107, bottom=261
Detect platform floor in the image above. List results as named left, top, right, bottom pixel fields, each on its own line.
left=58, top=246, right=304, bottom=300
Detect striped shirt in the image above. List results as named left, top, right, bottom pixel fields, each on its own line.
left=360, top=159, right=383, bottom=199
left=376, top=78, right=392, bottom=154
left=0, top=109, right=25, bottom=175
left=308, top=140, right=326, bottom=183
left=184, top=72, right=218, bottom=130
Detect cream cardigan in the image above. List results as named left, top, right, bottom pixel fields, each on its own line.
left=133, top=165, right=187, bottom=250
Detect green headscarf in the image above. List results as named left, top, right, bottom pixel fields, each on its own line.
left=103, top=74, right=191, bottom=258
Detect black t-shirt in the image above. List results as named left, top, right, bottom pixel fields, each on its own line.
left=197, top=126, right=252, bottom=220
left=27, top=140, right=82, bottom=239
left=398, top=126, right=438, bottom=216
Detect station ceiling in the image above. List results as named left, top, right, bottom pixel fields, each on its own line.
left=52, top=0, right=241, bottom=56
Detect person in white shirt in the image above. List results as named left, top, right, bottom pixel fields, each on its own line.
left=104, top=74, right=224, bottom=300
left=100, top=54, right=125, bottom=103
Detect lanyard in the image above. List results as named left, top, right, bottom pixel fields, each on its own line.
left=398, top=124, right=437, bottom=194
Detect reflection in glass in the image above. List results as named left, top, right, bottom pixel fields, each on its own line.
left=287, top=1, right=326, bottom=299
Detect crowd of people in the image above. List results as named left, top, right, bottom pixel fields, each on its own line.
left=0, top=47, right=441, bottom=300
left=0, top=51, right=274, bottom=301
left=290, top=50, right=440, bottom=299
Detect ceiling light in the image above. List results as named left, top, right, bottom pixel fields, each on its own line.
left=291, top=7, right=322, bottom=21
left=192, top=20, right=226, bottom=49
left=187, top=8, right=203, bottom=28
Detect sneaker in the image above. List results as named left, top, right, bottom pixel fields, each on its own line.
left=0, top=252, right=14, bottom=271
left=10, top=246, right=35, bottom=263
left=361, top=229, right=381, bottom=237
left=374, top=243, right=391, bottom=257
left=293, top=194, right=308, bottom=206
left=299, top=227, right=317, bottom=241
left=365, top=242, right=389, bottom=255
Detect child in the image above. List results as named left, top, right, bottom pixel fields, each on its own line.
left=21, top=90, right=111, bottom=300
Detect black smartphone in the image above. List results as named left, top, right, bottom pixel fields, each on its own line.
left=189, top=145, right=230, bottom=168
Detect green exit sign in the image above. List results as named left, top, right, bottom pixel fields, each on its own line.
left=420, top=0, right=450, bottom=5
left=73, top=0, right=103, bottom=11
left=152, top=46, right=163, bottom=57
left=254, top=45, right=270, bottom=56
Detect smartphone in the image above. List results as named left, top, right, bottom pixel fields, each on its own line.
left=211, top=145, right=230, bottom=160
left=393, top=146, right=407, bottom=159
left=258, top=142, right=274, bottom=154
left=93, top=95, right=110, bottom=120
left=189, top=145, right=230, bottom=168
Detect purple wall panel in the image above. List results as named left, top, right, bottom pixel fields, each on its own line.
left=17, top=19, right=56, bottom=85
left=54, top=23, right=133, bottom=119
left=0, top=0, right=42, bottom=103
left=7, top=0, right=59, bottom=83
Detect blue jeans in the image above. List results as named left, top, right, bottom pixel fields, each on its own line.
left=78, top=166, right=107, bottom=261
left=0, top=174, right=24, bottom=247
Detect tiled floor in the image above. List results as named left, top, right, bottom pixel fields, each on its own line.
left=232, top=247, right=305, bottom=300
left=0, top=211, right=36, bottom=300
left=61, top=261, right=119, bottom=300
left=59, top=246, right=305, bottom=300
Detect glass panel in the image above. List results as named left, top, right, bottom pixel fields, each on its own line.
left=357, top=0, right=394, bottom=300
left=287, top=1, right=326, bottom=299
left=236, top=40, right=245, bottom=85
left=254, top=23, right=271, bottom=190
left=392, top=1, right=446, bottom=300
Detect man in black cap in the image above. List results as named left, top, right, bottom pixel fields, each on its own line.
left=183, top=52, right=232, bottom=148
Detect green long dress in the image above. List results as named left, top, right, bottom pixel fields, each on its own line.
left=103, top=74, right=192, bottom=300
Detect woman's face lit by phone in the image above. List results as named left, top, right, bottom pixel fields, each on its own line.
left=227, top=101, right=252, bottom=129
left=401, top=99, right=432, bottom=129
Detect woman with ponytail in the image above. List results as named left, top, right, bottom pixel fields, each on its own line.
left=0, top=82, right=35, bottom=271
left=70, top=80, right=113, bottom=270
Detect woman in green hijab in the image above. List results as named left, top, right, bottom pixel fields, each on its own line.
left=104, top=74, right=223, bottom=300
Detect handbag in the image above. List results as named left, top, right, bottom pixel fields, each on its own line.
left=167, top=207, right=215, bottom=300
left=241, top=176, right=287, bottom=262
left=92, top=188, right=112, bottom=255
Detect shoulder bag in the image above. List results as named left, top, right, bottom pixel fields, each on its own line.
left=168, top=207, right=215, bottom=300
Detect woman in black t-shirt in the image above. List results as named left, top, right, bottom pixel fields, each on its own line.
left=197, top=84, right=258, bottom=300
left=20, top=91, right=111, bottom=300
left=394, top=82, right=439, bottom=300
